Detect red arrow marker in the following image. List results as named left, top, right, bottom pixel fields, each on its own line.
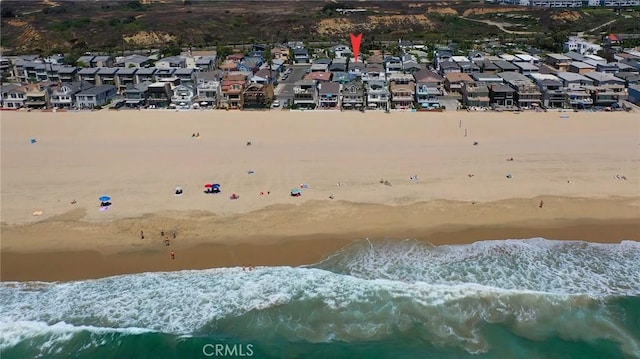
left=350, top=33, right=362, bottom=63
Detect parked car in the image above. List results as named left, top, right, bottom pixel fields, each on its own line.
left=271, top=100, right=281, bottom=108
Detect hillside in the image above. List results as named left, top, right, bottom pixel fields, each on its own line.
left=1, top=0, right=638, bottom=55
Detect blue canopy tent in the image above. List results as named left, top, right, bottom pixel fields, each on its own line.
left=212, top=184, right=221, bottom=193
left=290, top=188, right=302, bottom=197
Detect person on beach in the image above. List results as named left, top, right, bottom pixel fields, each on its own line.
left=140, top=231, right=144, bottom=240
left=173, top=232, right=176, bottom=239
left=164, top=237, right=170, bottom=246
left=170, top=251, right=175, bottom=260
left=160, top=230, right=165, bottom=237
left=539, top=200, right=544, bottom=208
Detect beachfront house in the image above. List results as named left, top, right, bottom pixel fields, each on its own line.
left=196, top=81, right=220, bottom=108
left=24, top=83, right=52, bottom=109
left=556, top=72, right=594, bottom=108
left=444, top=73, right=475, bottom=95
left=416, top=82, right=443, bottom=109
left=317, top=82, right=341, bottom=109
left=366, top=80, right=390, bottom=111
left=498, top=72, right=542, bottom=109
left=243, top=83, right=273, bottom=109
left=292, top=80, right=318, bottom=109
left=220, top=73, right=248, bottom=109
left=1, top=84, right=26, bottom=109
left=340, top=80, right=365, bottom=110
left=174, top=68, right=197, bottom=86
left=390, top=74, right=415, bottom=110
left=489, top=84, right=516, bottom=107
left=123, top=81, right=151, bottom=108
left=462, top=81, right=490, bottom=108
left=529, top=73, right=566, bottom=108
left=171, top=84, right=195, bottom=109
left=584, top=72, right=627, bottom=106
left=75, top=84, right=117, bottom=109
left=146, top=82, right=172, bottom=108
left=50, top=81, right=94, bottom=109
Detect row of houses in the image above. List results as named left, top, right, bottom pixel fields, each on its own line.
left=287, top=68, right=635, bottom=110
left=4, top=66, right=630, bottom=111
left=0, top=71, right=277, bottom=110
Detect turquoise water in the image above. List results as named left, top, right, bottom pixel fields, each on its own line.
left=1, top=238, right=639, bottom=359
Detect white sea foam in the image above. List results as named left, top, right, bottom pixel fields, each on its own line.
left=313, top=237, right=640, bottom=296
left=0, top=320, right=152, bottom=352
left=1, top=238, right=639, bottom=357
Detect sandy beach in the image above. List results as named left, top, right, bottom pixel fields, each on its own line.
left=1, top=110, right=639, bottom=281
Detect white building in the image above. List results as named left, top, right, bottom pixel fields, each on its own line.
left=564, top=37, right=602, bottom=55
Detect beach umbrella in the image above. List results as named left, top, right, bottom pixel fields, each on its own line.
left=204, top=184, right=213, bottom=188
left=99, top=196, right=111, bottom=202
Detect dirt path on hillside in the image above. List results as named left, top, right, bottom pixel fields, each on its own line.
left=460, top=16, right=536, bottom=35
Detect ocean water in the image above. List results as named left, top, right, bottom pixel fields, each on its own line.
left=1, top=238, right=639, bottom=359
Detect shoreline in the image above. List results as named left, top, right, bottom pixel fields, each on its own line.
left=2, top=196, right=639, bottom=282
